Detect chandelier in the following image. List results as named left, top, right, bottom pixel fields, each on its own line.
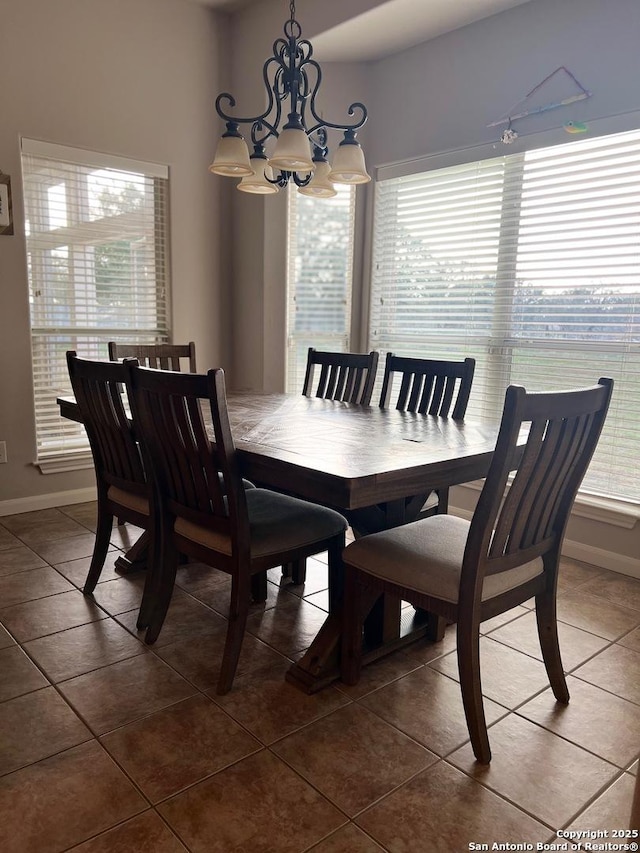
left=208, top=0, right=370, bottom=198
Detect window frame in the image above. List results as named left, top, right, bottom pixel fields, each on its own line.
left=367, top=118, right=640, bottom=515
left=21, top=138, right=170, bottom=472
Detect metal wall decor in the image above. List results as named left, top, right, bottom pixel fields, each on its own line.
left=489, top=66, right=592, bottom=144
left=209, top=0, right=370, bottom=197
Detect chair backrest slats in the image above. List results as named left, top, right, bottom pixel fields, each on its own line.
left=302, top=348, right=379, bottom=406
left=108, top=341, right=197, bottom=373
left=125, top=364, right=244, bottom=538
left=467, top=379, right=613, bottom=582
left=66, top=352, right=147, bottom=495
left=379, top=354, right=476, bottom=419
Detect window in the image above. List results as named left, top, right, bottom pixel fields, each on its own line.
left=286, top=185, right=356, bottom=392
left=21, top=140, right=169, bottom=468
left=370, top=128, right=640, bottom=503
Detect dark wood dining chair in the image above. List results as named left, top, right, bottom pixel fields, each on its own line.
left=302, top=347, right=379, bottom=406
left=108, top=340, right=196, bottom=529
left=108, top=341, right=197, bottom=373
left=379, top=353, right=476, bottom=519
left=285, top=347, right=378, bottom=586
left=65, top=352, right=154, bottom=606
left=124, top=361, right=348, bottom=694
left=342, top=377, right=613, bottom=763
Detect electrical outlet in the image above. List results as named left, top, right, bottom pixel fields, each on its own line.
left=0, top=442, right=6, bottom=464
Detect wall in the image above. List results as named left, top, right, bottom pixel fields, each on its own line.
left=367, top=0, right=640, bottom=167
left=361, top=0, right=640, bottom=573
left=0, top=0, right=226, bottom=509
left=228, top=0, right=640, bottom=575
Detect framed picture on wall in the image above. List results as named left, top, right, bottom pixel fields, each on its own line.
left=0, top=173, right=14, bottom=235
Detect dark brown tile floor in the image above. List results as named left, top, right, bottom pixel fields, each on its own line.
left=0, top=503, right=638, bottom=852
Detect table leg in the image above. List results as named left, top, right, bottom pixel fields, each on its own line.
left=286, top=497, right=432, bottom=694
left=114, top=530, right=149, bottom=574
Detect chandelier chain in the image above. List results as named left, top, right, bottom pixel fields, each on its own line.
left=289, top=0, right=296, bottom=24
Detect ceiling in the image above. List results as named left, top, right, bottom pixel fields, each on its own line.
left=311, top=0, right=535, bottom=61
left=186, top=0, right=535, bottom=61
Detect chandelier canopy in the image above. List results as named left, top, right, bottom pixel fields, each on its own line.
left=209, top=0, right=370, bottom=197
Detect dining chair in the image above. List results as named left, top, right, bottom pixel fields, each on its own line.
left=108, top=341, right=197, bottom=373
left=124, top=361, right=348, bottom=694
left=302, top=347, right=379, bottom=406
left=65, top=352, right=153, bottom=601
left=108, top=340, right=196, bottom=529
left=284, top=347, right=378, bottom=586
left=631, top=768, right=640, bottom=830
left=341, top=377, right=613, bottom=763
left=379, top=353, right=476, bottom=519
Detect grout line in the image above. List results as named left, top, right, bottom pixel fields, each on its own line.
left=2, top=510, right=640, bottom=850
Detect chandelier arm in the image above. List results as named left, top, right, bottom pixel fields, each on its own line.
left=266, top=170, right=290, bottom=188
left=307, top=100, right=368, bottom=133
left=292, top=171, right=312, bottom=187
left=303, top=58, right=368, bottom=131
left=214, top=54, right=283, bottom=127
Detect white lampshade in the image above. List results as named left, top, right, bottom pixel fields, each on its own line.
left=238, top=160, right=279, bottom=194
left=298, top=161, right=337, bottom=198
left=328, top=135, right=371, bottom=184
left=209, top=131, right=253, bottom=177
left=269, top=128, right=313, bottom=173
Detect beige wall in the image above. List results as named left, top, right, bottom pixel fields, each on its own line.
left=366, top=0, right=640, bottom=167
left=356, top=0, right=640, bottom=571
left=1, top=0, right=638, bottom=575
left=227, top=0, right=640, bottom=575
left=0, top=0, right=226, bottom=506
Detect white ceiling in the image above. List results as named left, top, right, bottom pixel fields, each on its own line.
left=186, top=0, right=535, bottom=61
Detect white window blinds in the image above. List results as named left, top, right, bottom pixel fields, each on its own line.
left=370, top=128, right=640, bottom=503
left=286, top=185, right=356, bottom=392
left=21, top=139, right=169, bottom=465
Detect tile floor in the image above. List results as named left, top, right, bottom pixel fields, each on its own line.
left=0, top=503, right=638, bottom=852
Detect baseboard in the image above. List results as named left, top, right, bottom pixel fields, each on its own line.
left=1, top=488, right=638, bottom=580
left=0, top=487, right=97, bottom=517
left=451, top=506, right=640, bottom=579
left=561, top=538, right=640, bottom=580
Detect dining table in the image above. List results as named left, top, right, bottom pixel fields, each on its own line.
left=57, top=391, right=505, bottom=692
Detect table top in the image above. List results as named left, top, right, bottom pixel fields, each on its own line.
left=58, top=391, right=501, bottom=512
left=216, top=393, right=499, bottom=510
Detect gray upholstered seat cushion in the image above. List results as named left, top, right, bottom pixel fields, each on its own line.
left=108, top=477, right=253, bottom=519
left=174, top=488, right=347, bottom=559
left=343, top=514, right=543, bottom=604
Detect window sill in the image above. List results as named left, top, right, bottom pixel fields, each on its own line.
left=36, top=452, right=94, bottom=474
left=455, top=481, right=640, bottom=529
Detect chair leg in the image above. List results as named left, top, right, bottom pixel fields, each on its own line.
left=436, top=487, right=449, bottom=514
left=83, top=507, right=113, bottom=595
left=137, top=526, right=160, bottom=630
left=457, top=620, right=491, bottom=764
left=217, top=575, right=250, bottom=695
left=426, top=613, right=446, bottom=641
left=144, top=536, right=178, bottom=644
left=282, top=559, right=307, bottom=584
left=327, top=535, right=345, bottom=614
left=340, top=567, right=363, bottom=685
left=536, top=591, right=569, bottom=703
left=251, top=570, right=268, bottom=602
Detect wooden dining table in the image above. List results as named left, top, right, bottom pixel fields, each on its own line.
left=58, top=391, right=504, bottom=692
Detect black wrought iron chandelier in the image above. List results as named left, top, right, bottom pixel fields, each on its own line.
left=209, top=0, right=370, bottom=197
